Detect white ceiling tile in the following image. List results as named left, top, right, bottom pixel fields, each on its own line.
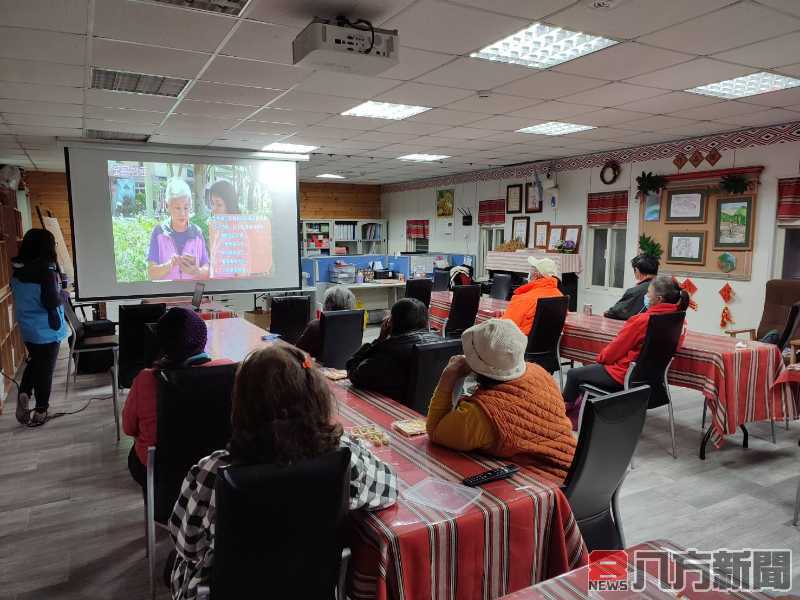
left=558, top=140, right=624, bottom=151
left=92, top=39, right=208, bottom=79
left=554, top=43, right=692, bottom=81
left=416, top=57, right=532, bottom=90
left=376, top=82, right=472, bottom=107
left=450, top=138, right=509, bottom=150
left=213, top=132, right=284, bottom=146
left=83, top=119, right=157, bottom=134
left=173, top=99, right=256, bottom=119
left=602, top=131, right=673, bottom=145
left=220, top=20, right=296, bottom=65
left=2, top=114, right=82, bottom=128
left=209, top=137, right=274, bottom=150
left=159, top=114, right=239, bottom=133
left=85, top=89, right=176, bottom=111
left=249, top=107, right=329, bottom=126
left=618, top=91, right=719, bottom=114
left=639, top=2, right=800, bottom=55
left=445, top=94, right=539, bottom=114
left=562, top=126, right=631, bottom=140
left=84, top=106, right=165, bottom=124
left=150, top=133, right=214, bottom=145
left=268, top=91, right=360, bottom=113
left=666, top=121, right=739, bottom=137
left=201, top=56, right=307, bottom=89
left=716, top=108, right=800, bottom=127
left=316, top=115, right=394, bottom=131
left=95, top=0, right=232, bottom=52
left=407, top=108, right=484, bottom=126
left=246, top=0, right=416, bottom=28
left=495, top=71, right=608, bottom=100
left=434, top=126, right=495, bottom=140
left=776, top=63, right=800, bottom=78
left=294, top=71, right=398, bottom=99
left=508, top=101, right=595, bottom=120
left=755, top=0, right=800, bottom=17
left=351, top=131, right=417, bottom=143
left=625, top=58, right=755, bottom=91
left=383, top=0, right=528, bottom=54
left=572, top=108, right=651, bottom=127
left=6, top=125, right=82, bottom=137
left=559, top=83, right=664, bottom=107
left=0, top=82, right=84, bottom=104
left=674, top=101, right=762, bottom=120
left=621, top=114, right=701, bottom=131
left=713, top=32, right=800, bottom=69
left=743, top=87, right=800, bottom=108
left=380, top=47, right=455, bottom=81
left=1, top=0, right=88, bottom=34
left=294, top=125, right=358, bottom=140
left=233, top=120, right=297, bottom=136
left=447, top=0, right=574, bottom=19
left=0, top=58, right=84, bottom=87
left=0, top=27, right=84, bottom=65
left=379, top=120, right=451, bottom=135
left=466, top=115, right=537, bottom=131
left=0, top=99, right=83, bottom=118
left=186, top=82, right=282, bottom=106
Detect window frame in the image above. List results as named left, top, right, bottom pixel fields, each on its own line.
left=587, top=225, right=628, bottom=291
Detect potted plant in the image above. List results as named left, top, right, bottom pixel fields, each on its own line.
left=638, top=234, right=663, bottom=260
left=636, top=171, right=667, bottom=197
left=720, top=173, right=748, bottom=194
left=555, top=240, right=576, bottom=254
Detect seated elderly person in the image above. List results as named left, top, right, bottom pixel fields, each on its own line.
left=296, top=286, right=356, bottom=359
left=347, top=298, right=441, bottom=401
left=502, top=257, right=563, bottom=335
left=604, top=254, right=659, bottom=321
left=426, top=318, right=577, bottom=483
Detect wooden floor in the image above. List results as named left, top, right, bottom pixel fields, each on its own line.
left=1, top=341, right=799, bottom=598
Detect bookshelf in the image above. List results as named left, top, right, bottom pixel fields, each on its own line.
left=301, top=219, right=386, bottom=256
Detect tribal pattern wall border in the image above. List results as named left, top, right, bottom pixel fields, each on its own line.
left=381, top=120, right=800, bottom=194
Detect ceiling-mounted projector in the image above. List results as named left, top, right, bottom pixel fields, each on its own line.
left=293, top=17, right=399, bottom=76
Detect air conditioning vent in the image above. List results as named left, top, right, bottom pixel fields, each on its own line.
left=91, top=68, right=188, bottom=98
left=144, top=0, right=247, bottom=15
left=86, top=129, right=151, bottom=142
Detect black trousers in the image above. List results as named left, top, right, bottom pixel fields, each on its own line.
left=563, top=363, right=623, bottom=405
left=128, top=447, right=147, bottom=496
left=20, top=341, right=61, bottom=411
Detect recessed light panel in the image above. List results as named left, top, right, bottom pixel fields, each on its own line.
left=470, top=23, right=617, bottom=69
left=516, top=121, right=595, bottom=135
left=86, top=129, right=151, bottom=142
left=686, top=72, right=800, bottom=99
left=342, top=101, right=431, bottom=120
left=397, top=154, right=450, bottom=162
left=261, top=142, right=318, bottom=153
left=316, top=173, right=345, bottom=179
left=91, top=68, right=188, bottom=98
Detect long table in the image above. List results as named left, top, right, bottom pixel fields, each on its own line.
left=428, top=291, right=798, bottom=456
left=204, top=318, right=588, bottom=600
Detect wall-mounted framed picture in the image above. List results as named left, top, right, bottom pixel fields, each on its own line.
left=643, top=192, right=661, bottom=222
left=436, top=188, right=455, bottom=218
left=547, top=225, right=565, bottom=251
left=665, top=189, right=707, bottom=223
left=714, top=195, right=755, bottom=251
left=533, top=221, right=550, bottom=249
left=525, top=182, right=542, bottom=213
left=506, top=184, right=523, bottom=214
left=511, top=216, right=530, bottom=246
left=562, top=224, right=582, bottom=251
left=667, top=231, right=706, bottom=265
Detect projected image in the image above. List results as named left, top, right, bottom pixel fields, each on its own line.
left=109, top=161, right=273, bottom=282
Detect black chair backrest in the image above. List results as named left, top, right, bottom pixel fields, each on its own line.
left=404, top=339, right=463, bottom=415
left=212, top=448, right=351, bottom=599
left=270, top=296, right=311, bottom=345
left=444, top=284, right=481, bottom=338
left=778, top=302, right=800, bottom=349
left=562, top=385, right=650, bottom=551
left=153, top=362, right=238, bottom=523
left=118, top=303, right=166, bottom=388
left=405, top=278, right=433, bottom=307
left=490, top=274, right=513, bottom=300
left=432, top=269, right=450, bottom=292
left=628, top=311, right=685, bottom=408
left=142, top=322, right=160, bottom=367
left=319, top=309, right=365, bottom=369
left=525, top=296, right=569, bottom=373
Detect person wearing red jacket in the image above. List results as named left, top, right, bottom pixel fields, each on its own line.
left=562, top=275, right=689, bottom=407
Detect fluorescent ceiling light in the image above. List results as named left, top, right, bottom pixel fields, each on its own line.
left=516, top=121, right=595, bottom=135
left=261, top=142, right=318, bottom=153
left=397, top=154, right=450, bottom=162
left=316, top=173, right=345, bottom=179
left=470, top=23, right=617, bottom=69
left=342, top=100, right=431, bottom=120
left=686, top=72, right=800, bottom=99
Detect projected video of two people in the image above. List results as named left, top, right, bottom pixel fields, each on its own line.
left=109, top=161, right=273, bottom=283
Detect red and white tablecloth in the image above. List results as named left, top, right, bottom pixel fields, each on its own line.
left=429, top=291, right=506, bottom=331
left=334, top=382, right=588, bottom=600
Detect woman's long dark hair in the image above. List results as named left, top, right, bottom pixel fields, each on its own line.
left=228, top=343, right=342, bottom=466
left=209, top=180, right=240, bottom=214
left=650, top=275, right=690, bottom=311
left=17, top=228, right=57, bottom=264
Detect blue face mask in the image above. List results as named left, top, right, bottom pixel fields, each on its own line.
left=643, top=294, right=651, bottom=310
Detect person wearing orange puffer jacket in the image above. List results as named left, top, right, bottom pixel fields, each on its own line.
left=426, top=318, right=577, bottom=483
left=502, top=257, right=563, bottom=335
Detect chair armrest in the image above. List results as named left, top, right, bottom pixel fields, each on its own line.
left=725, top=328, right=756, bottom=340
left=338, top=547, right=351, bottom=600
left=579, top=383, right=610, bottom=399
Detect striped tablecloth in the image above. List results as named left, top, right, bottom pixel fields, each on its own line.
left=429, top=291, right=507, bottom=331
left=498, top=539, right=781, bottom=599
left=334, top=382, right=588, bottom=600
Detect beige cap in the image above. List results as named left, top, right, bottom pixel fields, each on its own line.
left=462, top=318, right=527, bottom=382
left=528, top=256, right=558, bottom=277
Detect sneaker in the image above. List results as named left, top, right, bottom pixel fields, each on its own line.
left=28, top=409, right=48, bottom=427
left=15, top=393, right=30, bottom=425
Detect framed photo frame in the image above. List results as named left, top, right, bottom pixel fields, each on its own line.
left=525, top=182, right=542, bottom=213
left=667, top=231, right=706, bottom=265
left=546, top=225, right=565, bottom=252
left=436, top=188, right=455, bottom=218
left=511, top=216, right=530, bottom=246
left=714, top=195, right=755, bottom=251
left=506, top=184, right=522, bottom=214
left=533, top=221, right=550, bottom=249
left=643, top=192, right=661, bottom=222
left=665, top=188, right=708, bottom=223
left=562, top=224, right=582, bottom=251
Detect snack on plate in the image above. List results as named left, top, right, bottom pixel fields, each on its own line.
left=392, top=418, right=427, bottom=437
left=348, top=425, right=390, bottom=447
left=320, top=367, right=349, bottom=380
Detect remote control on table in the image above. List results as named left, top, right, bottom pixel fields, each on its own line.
left=462, top=464, right=520, bottom=487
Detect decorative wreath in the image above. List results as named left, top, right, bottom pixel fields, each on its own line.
left=600, top=160, right=621, bottom=185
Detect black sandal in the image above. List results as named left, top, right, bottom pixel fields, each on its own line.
left=28, top=409, right=48, bottom=427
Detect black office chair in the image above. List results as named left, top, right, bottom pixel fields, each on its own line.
left=118, top=303, right=166, bottom=389
left=142, top=322, right=160, bottom=368
left=199, top=448, right=352, bottom=600
left=778, top=302, right=800, bottom=354
left=145, top=362, right=239, bottom=599
left=405, top=278, right=433, bottom=307
left=525, top=296, right=569, bottom=388
left=404, top=339, right=463, bottom=415
left=490, top=274, right=512, bottom=301
left=270, top=295, right=311, bottom=345
left=562, top=385, right=650, bottom=552
left=582, top=311, right=685, bottom=459
left=443, top=284, right=481, bottom=339
left=319, top=309, right=365, bottom=369
left=432, top=269, right=450, bottom=292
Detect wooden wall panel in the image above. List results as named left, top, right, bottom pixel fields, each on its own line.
left=25, top=171, right=73, bottom=254
left=299, top=182, right=381, bottom=219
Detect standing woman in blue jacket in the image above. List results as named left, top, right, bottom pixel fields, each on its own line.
left=12, top=228, right=68, bottom=426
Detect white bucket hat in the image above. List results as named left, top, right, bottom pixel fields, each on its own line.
left=462, top=318, right=527, bottom=382
left=528, top=256, right=558, bottom=277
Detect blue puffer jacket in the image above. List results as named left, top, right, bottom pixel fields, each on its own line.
left=10, top=258, right=68, bottom=345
